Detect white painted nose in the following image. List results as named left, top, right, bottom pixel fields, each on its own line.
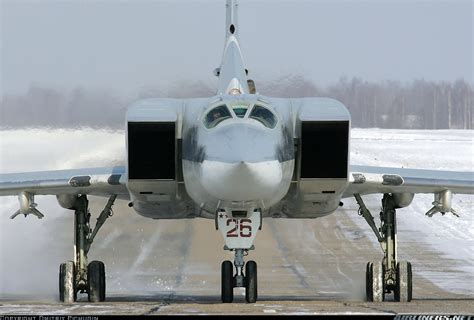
left=200, top=160, right=283, bottom=201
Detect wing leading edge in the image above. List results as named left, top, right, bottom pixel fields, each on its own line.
left=345, top=165, right=474, bottom=197
left=0, top=166, right=128, bottom=198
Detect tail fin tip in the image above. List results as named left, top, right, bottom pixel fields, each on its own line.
left=226, top=0, right=239, bottom=38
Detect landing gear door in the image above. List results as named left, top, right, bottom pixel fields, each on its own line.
left=217, top=210, right=261, bottom=250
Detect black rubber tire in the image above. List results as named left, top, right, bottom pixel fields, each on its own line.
left=88, top=260, right=106, bottom=302
left=221, top=260, right=234, bottom=303
left=59, top=261, right=76, bottom=303
left=395, top=261, right=412, bottom=302
left=365, top=262, right=373, bottom=301
left=368, top=261, right=385, bottom=302
left=245, top=261, right=258, bottom=303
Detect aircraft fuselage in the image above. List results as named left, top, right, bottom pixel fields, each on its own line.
left=182, top=95, right=295, bottom=218
left=125, top=94, right=351, bottom=220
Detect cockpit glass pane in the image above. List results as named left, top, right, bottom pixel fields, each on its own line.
left=204, top=105, right=232, bottom=128
left=232, top=105, right=248, bottom=118
left=249, top=105, right=277, bottom=128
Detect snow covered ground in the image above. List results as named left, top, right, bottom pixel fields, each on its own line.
left=0, top=128, right=473, bottom=297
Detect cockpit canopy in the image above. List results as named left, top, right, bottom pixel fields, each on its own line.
left=203, top=103, right=277, bottom=129
left=204, top=105, right=232, bottom=129
left=249, top=105, right=277, bottom=128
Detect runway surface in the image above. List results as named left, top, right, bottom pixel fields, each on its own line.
left=0, top=129, right=473, bottom=315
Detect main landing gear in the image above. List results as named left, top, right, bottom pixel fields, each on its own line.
left=217, top=209, right=261, bottom=303
left=59, top=194, right=116, bottom=303
left=355, top=193, right=413, bottom=302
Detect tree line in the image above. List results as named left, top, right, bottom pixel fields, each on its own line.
left=1, top=76, right=472, bottom=129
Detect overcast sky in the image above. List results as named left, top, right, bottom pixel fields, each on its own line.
left=1, top=0, right=472, bottom=97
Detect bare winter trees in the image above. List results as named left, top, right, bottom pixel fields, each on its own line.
left=1, top=77, right=472, bottom=129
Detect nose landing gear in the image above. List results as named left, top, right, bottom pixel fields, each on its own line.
left=221, top=249, right=258, bottom=303
left=217, top=209, right=261, bottom=303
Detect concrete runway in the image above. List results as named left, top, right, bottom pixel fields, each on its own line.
left=1, top=198, right=473, bottom=315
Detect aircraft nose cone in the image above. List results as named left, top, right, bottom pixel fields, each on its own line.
left=205, top=124, right=277, bottom=163
left=200, top=159, right=283, bottom=201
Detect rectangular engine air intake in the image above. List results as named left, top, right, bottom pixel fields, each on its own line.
left=301, top=121, right=349, bottom=179
left=128, top=122, right=175, bottom=180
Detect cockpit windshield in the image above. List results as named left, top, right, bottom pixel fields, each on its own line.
left=249, top=105, right=277, bottom=128
left=203, top=103, right=277, bottom=129
left=204, top=105, right=232, bottom=128
left=232, top=105, right=249, bottom=118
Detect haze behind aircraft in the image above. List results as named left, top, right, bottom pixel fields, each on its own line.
left=1, top=0, right=473, bottom=304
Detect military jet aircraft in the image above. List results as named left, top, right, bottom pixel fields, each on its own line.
left=1, top=0, right=472, bottom=304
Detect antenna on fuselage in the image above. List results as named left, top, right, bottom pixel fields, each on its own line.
left=215, top=0, right=255, bottom=95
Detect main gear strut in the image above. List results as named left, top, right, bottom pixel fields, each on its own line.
left=355, top=193, right=412, bottom=302
left=59, top=194, right=116, bottom=303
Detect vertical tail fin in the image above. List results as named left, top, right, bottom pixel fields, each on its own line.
left=215, top=0, right=250, bottom=95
